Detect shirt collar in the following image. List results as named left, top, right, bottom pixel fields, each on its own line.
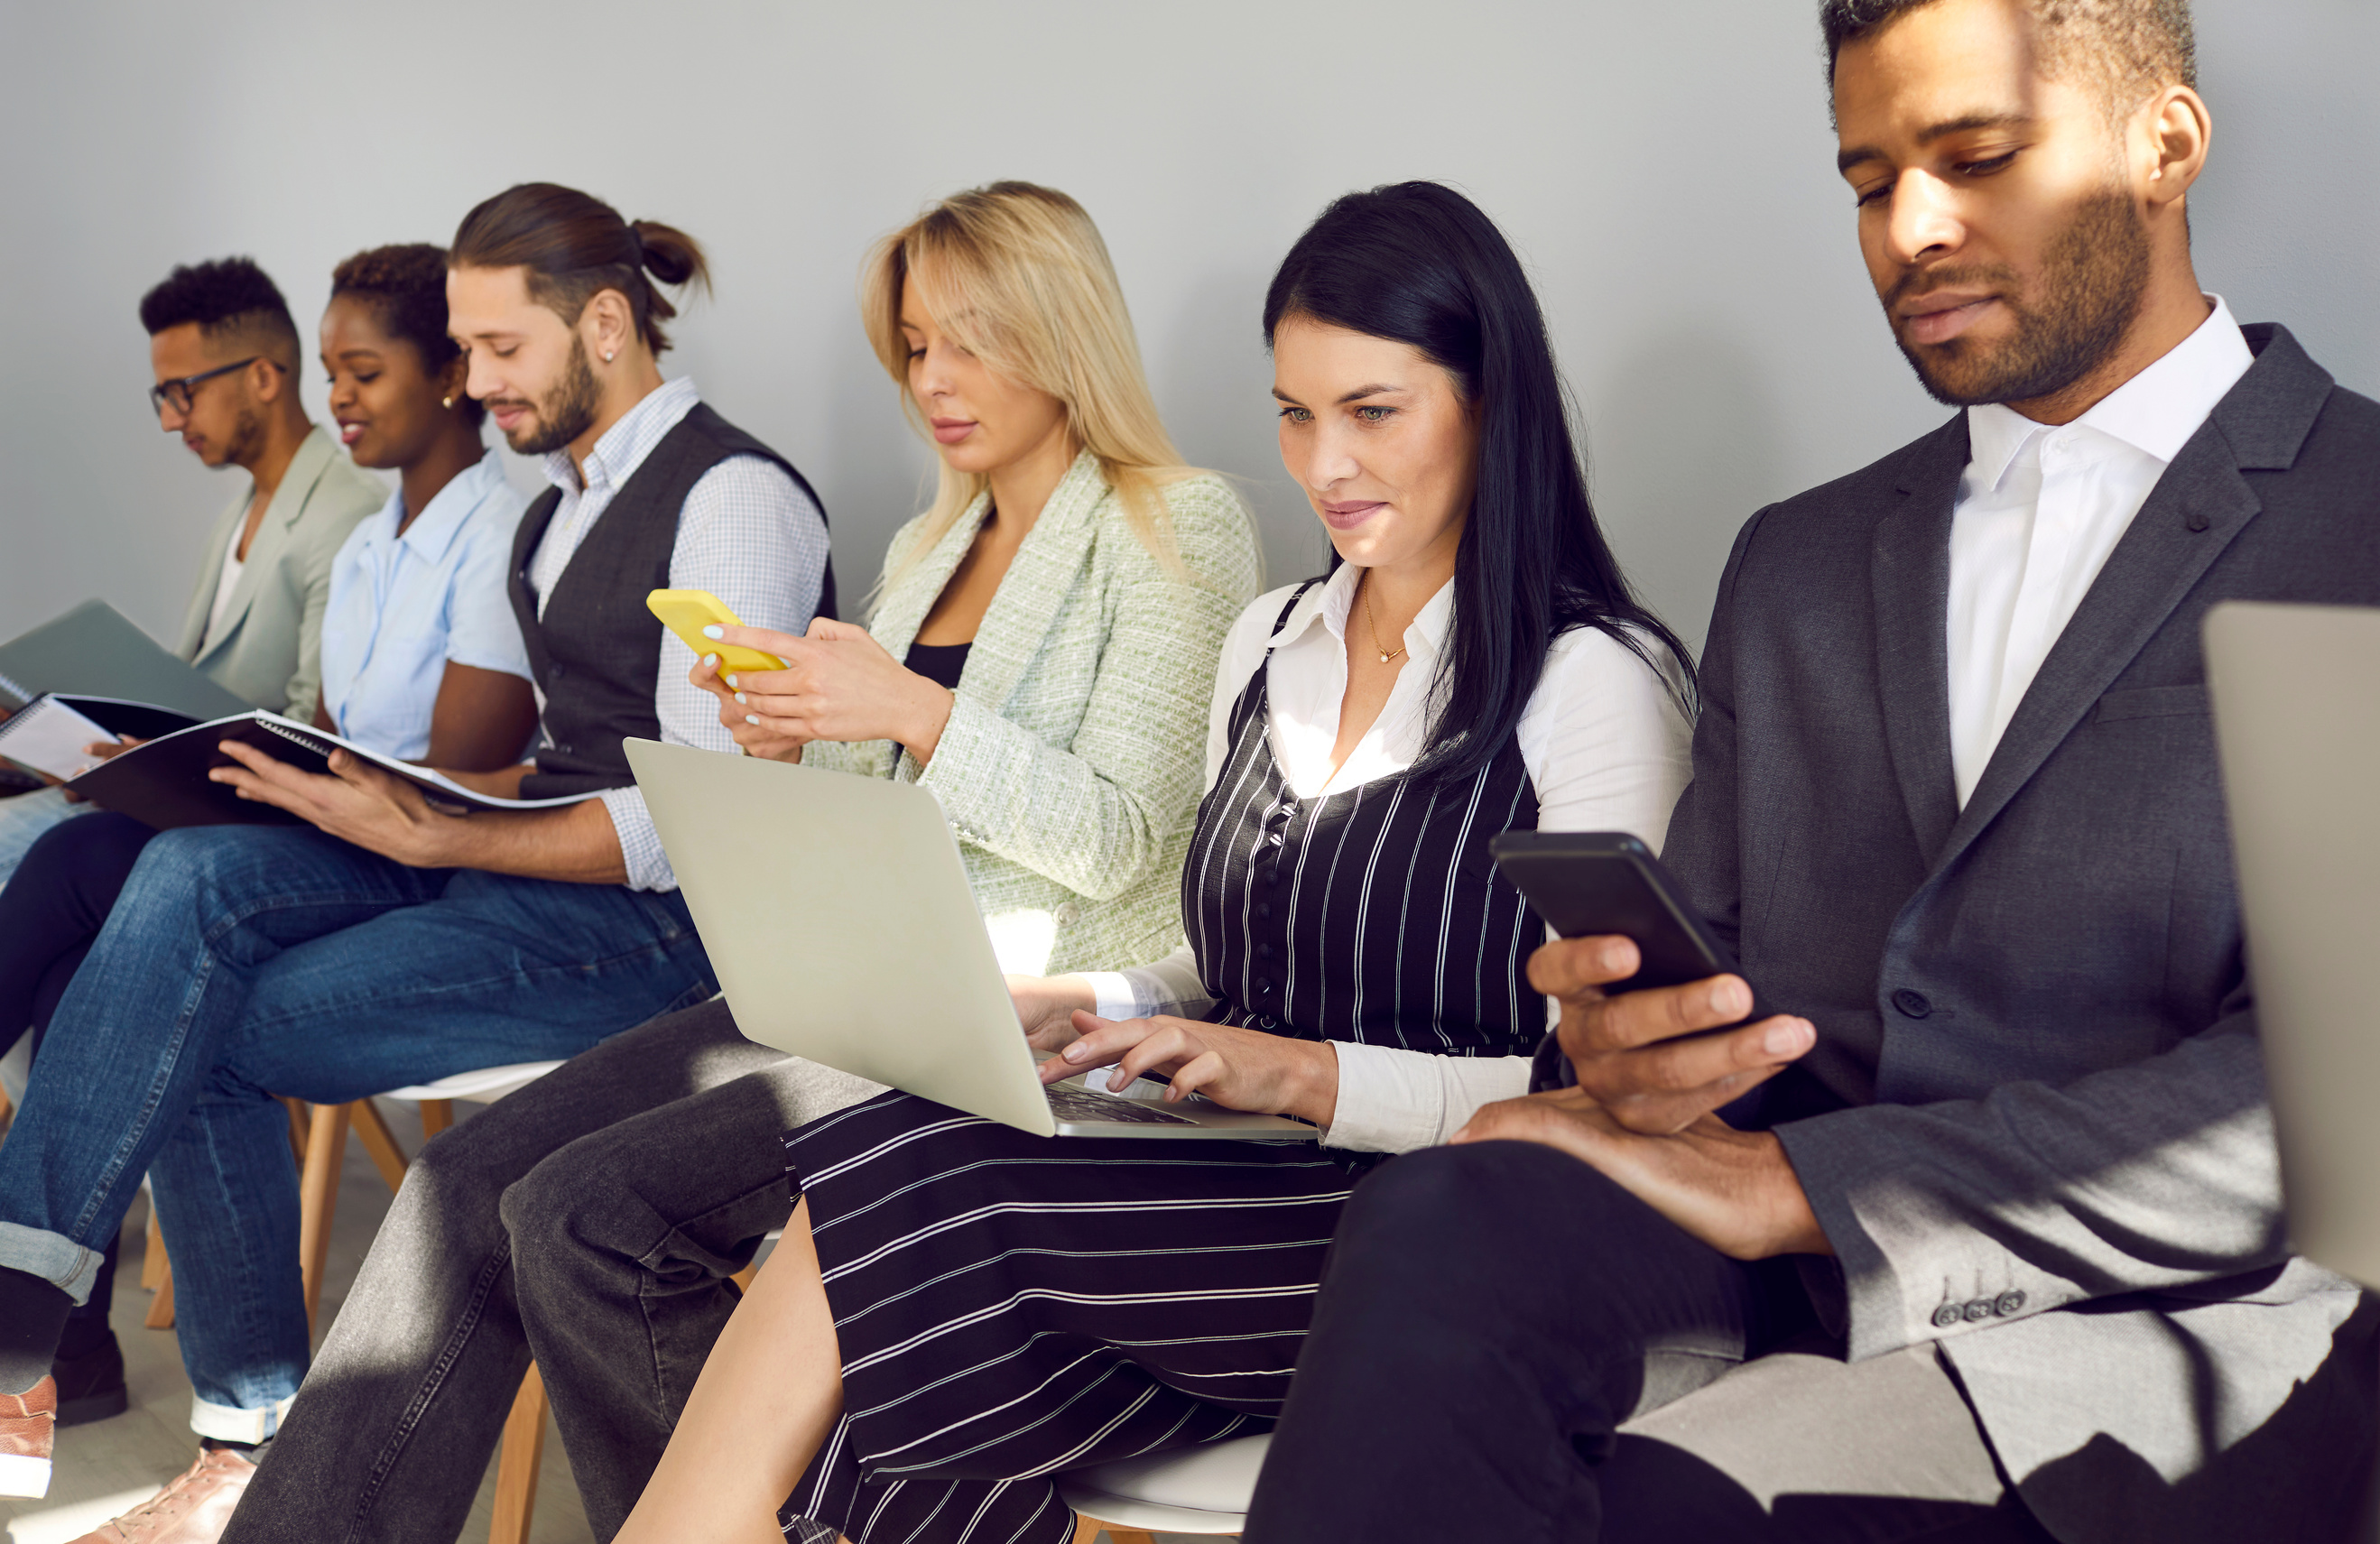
left=541, top=376, right=702, bottom=497
left=387, top=449, right=506, bottom=562
left=1271, top=561, right=1455, bottom=666
left=1963, top=295, right=2254, bottom=491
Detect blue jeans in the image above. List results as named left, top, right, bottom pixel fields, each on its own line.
left=0, top=786, right=87, bottom=888
left=0, top=823, right=716, bottom=1440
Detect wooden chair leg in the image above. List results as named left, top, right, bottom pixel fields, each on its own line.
left=144, top=1218, right=177, bottom=1330
left=418, top=1098, right=454, bottom=1140
left=297, top=1102, right=352, bottom=1334
left=350, top=1098, right=411, bottom=1194
left=729, top=1260, right=760, bottom=1294
left=1070, top=1522, right=1155, bottom=1544
left=284, top=1096, right=311, bottom=1162
left=141, top=1208, right=169, bottom=1290
left=489, top=1363, right=550, bottom=1544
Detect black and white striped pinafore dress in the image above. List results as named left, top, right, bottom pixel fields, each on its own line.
left=777, top=585, right=1549, bottom=1544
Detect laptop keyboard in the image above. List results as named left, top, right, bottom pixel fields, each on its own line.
left=1045, top=1086, right=1199, bottom=1126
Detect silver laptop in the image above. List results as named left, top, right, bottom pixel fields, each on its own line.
left=2206, top=601, right=2380, bottom=1287
left=625, top=738, right=1318, bottom=1142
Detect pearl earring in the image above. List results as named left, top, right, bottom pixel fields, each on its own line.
left=441, top=395, right=454, bottom=410
left=603, top=349, right=616, bottom=363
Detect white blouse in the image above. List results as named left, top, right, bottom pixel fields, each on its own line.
left=1078, top=563, right=1695, bottom=1151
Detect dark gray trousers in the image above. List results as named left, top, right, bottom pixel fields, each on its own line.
left=219, top=999, right=880, bottom=1544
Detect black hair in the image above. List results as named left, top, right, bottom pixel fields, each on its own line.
left=330, top=244, right=483, bottom=426
left=1820, top=0, right=2197, bottom=99
left=1263, top=180, right=1696, bottom=785
left=137, top=256, right=301, bottom=365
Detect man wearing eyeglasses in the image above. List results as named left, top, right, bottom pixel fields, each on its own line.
left=0, top=259, right=379, bottom=888
left=144, top=257, right=384, bottom=724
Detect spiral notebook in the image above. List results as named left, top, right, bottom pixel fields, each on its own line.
left=65, top=711, right=601, bottom=831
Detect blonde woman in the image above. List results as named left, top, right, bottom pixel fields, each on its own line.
left=219, top=182, right=1260, bottom=1544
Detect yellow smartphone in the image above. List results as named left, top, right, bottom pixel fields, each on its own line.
left=646, top=589, right=787, bottom=675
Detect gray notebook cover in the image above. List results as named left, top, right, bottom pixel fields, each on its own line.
left=0, top=600, right=254, bottom=721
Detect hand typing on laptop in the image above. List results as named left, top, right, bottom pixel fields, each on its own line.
left=1040, top=1011, right=1339, bottom=1128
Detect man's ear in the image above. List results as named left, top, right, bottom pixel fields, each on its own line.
left=246, top=354, right=290, bottom=404
left=581, top=288, right=636, bottom=367
left=2142, top=83, right=2212, bottom=210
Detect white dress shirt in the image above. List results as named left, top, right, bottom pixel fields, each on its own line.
left=320, top=450, right=532, bottom=761
left=524, top=377, right=830, bottom=890
left=1947, top=297, right=2253, bottom=805
left=1079, top=563, right=1696, bottom=1151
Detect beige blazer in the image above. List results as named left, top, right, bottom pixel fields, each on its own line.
left=175, top=423, right=385, bottom=721
left=807, top=451, right=1263, bottom=975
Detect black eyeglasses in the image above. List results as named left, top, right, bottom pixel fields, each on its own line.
left=149, top=356, right=282, bottom=420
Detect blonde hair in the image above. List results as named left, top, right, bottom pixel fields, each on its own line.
left=862, top=181, right=1196, bottom=580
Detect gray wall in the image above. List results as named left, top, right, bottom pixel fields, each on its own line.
left=1, top=0, right=2372, bottom=654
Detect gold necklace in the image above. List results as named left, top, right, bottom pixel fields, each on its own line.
left=1362, top=575, right=1407, bottom=665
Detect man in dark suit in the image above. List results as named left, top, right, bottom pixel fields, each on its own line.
left=1243, top=1, right=2380, bottom=1540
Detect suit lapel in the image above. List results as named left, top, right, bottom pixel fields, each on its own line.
left=957, top=451, right=1106, bottom=714
left=1872, top=419, right=1968, bottom=865
left=1933, top=326, right=2329, bottom=874
left=195, top=427, right=335, bottom=662
left=872, top=494, right=992, bottom=661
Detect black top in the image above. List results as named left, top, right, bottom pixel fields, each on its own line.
left=504, top=402, right=835, bottom=800
left=905, top=642, right=971, bottom=691
left=1182, top=584, right=1545, bottom=1058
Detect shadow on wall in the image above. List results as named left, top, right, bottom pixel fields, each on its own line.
left=824, top=336, right=943, bottom=616
left=1587, top=325, right=1792, bottom=657
left=1155, top=267, right=1337, bottom=593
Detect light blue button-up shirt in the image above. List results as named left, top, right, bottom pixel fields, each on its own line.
left=319, top=449, right=533, bottom=761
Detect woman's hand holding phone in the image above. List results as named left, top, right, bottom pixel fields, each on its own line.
left=690, top=620, right=957, bottom=766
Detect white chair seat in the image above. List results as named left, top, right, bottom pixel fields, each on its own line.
left=381, top=1061, right=565, bottom=1104
left=1056, top=1432, right=1268, bottom=1534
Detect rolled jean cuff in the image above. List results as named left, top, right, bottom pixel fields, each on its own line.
left=190, top=1391, right=295, bottom=1445
left=0, top=1219, right=101, bottom=1305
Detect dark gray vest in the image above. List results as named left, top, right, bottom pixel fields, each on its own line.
left=506, top=402, right=835, bottom=800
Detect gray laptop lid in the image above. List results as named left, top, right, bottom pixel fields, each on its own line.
left=625, top=738, right=1060, bottom=1137
left=2205, top=601, right=2380, bottom=1287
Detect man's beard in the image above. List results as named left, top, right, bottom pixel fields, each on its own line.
left=1892, top=189, right=2151, bottom=408
left=499, top=336, right=603, bottom=456
left=218, top=404, right=265, bottom=468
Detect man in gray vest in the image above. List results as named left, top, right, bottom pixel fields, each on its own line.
left=1248, top=2, right=2379, bottom=1540
left=0, top=183, right=830, bottom=1539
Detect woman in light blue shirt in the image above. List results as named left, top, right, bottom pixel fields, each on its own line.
left=312, top=245, right=536, bottom=763
left=0, top=243, right=535, bottom=1433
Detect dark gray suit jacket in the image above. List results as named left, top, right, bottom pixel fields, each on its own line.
left=1665, top=325, right=2379, bottom=1543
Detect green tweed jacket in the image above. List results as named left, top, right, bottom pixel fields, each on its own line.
left=806, top=450, right=1261, bottom=976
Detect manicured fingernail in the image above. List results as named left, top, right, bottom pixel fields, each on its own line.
left=701, top=625, right=724, bottom=640
left=745, top=714, right=760, bottom=726
left=1063, top=1042, right=1088, bottom=1061
left=733, top=692, right=746, bottom=705
left=1714, top=979, right=1750, bottom=1017
left=1764, top=1020, right=1810, bottom=1056
left=701, top=652, right=718, bottom=668
left=1597, top=940, right=1628, bottom=972
left=725, top=675, right=738, bottom=689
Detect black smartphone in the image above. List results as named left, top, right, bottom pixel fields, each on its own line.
left=1489, top=829, right=1773, bottom=1025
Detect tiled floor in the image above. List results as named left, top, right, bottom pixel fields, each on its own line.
left=0, top=1097, right=1219, bottom=1544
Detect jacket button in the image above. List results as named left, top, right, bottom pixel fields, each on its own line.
left=1892, top=989, right=1932, bottom=1019
left=1053, top=902, right=1079, bottom=927
left=1255, top=976, right=1274, bottom=994
left=2185, top=512, right=2211, bottom=532
left=1257, top=943, right=1275, bottom=960
left=1994, top=1290, right=2026, bottom=1317
left=1962, top=1299, right=1992, bottom=1323
left=1932, top=1304, right=1963, bottom=1329
left=1257, top=902, right=1273, bottom=920
left=558, top=743, right=574, bottom=756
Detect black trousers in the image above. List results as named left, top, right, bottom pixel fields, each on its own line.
left=1243, top=1142, right=2053, bottom=1544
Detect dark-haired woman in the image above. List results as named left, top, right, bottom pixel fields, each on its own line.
left=615, top=181, right=1696, bottom=1544
left=0, top=245, right=532, bottom=1479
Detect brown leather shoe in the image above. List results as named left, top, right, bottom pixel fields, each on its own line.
left=0, top=1375, right=55, bottom=1498
left=65, top=1447, right=256, bottom=1543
